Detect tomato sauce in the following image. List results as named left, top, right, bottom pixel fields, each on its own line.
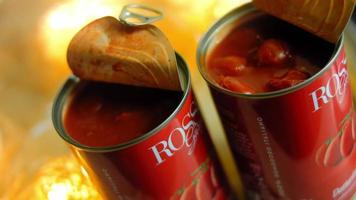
left=207, top=14, right=334, bottom=93
left=64, top=81, right=181, bottom=147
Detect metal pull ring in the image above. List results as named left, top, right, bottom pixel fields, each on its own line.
left=119, top=4, right=163, bottom=26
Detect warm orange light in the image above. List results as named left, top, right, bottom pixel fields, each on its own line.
left=40, top=0, right=126, bottom=62
left=33, top=156, right=101, bottom=200
left=212, top=0, right=250, bottom=18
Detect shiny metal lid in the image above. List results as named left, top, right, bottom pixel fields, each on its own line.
left=253, top=0, right=356, bottom=43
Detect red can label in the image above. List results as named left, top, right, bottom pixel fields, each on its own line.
left=72, top=90, right=228, bottom=200
left=210, top=48, right=356, bottom=199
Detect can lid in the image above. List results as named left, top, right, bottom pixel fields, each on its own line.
left=66, top=4, right=184, bottom=91
left=118, top=4, right=186, bottom=90
left=253, top=0, right=356, bottom=43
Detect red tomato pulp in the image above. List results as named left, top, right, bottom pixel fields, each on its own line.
left=207, top=15, right=334, bottom=94
left=64, top=81, right=181, bottom=147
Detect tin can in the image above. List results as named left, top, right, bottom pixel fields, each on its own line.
left=52, top=54, right=230, bottom=199
left=197, top=3, right=356, bottom=200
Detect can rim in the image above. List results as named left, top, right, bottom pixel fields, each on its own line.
left=52, top=53, right=190, bottom=152
left=196, top=3, right=343, bottom=99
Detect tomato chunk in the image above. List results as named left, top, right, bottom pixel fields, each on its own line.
left=258, top=39, right=293, bottom=67
left=221, top=77, right=255, bottom=94
left=212, top=56, right=247, bottom=76
left=285, top=69, right=309, bottom=80
left=266, top=70, right=309, bottom=91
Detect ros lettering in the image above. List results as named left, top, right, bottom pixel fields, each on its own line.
left=148, top=102, right=200, bottom=165
left=310, top=67, right=348, bottom=112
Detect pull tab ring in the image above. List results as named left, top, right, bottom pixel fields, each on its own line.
left=119, top=4, right=163, bottom=26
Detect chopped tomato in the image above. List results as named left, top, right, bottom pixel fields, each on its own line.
left=212, top=56, right=247, bottom=76
left=257, top=39, right=293, bottom=67
left=221, top=77, right=255, bottom=94
left=206, top=18, right=328, bottom=93
left=266, top=70, right=309, bottom=91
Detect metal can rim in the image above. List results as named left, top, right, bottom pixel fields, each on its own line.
left=52, top=53, right=191, bottom=152
left=196, top=2, right=344, bottom=99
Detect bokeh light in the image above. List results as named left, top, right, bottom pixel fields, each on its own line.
left=41, top=0, right=126, bottom=62
left=33, top=156, right=102, bottom=200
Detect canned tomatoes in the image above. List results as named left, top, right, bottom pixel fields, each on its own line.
left=197, top=3, right=356, bottom=200
left=53, top=54, right=230, bottom=199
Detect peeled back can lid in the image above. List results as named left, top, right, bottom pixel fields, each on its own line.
left=253, top=0, right=356, bottom=43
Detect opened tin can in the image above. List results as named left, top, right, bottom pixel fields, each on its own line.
left=197, top=3, right=356, bottom=199
left=52, top=54, right=230, bottom=200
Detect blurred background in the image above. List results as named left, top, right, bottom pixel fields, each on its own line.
left=0, top=0, right=355, bottom=199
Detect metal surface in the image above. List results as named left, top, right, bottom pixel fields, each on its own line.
left=252, top=0, right=356, bottom=43
left=119, top=4, right=163, bottom=26
left=347, top=10, right=356, bottom=44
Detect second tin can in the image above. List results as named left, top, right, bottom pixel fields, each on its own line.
left=53, top=54, right=230, bottom=200
left=197, top=3, right=356, bottom=200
